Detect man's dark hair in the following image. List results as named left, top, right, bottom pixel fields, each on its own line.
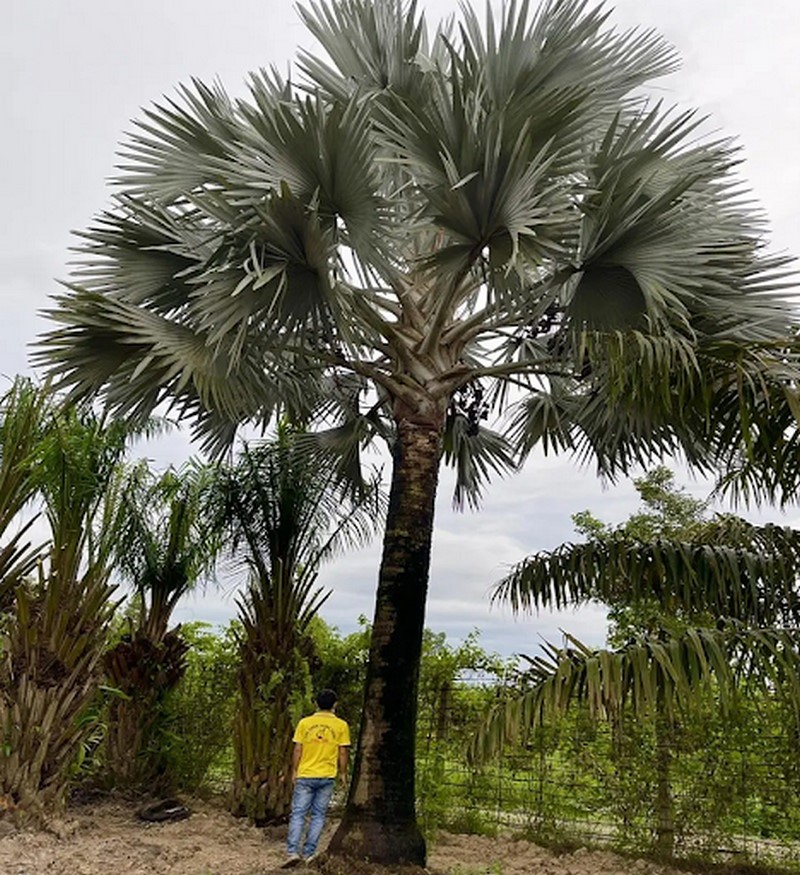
left=316, top=689, right=337, bottom=710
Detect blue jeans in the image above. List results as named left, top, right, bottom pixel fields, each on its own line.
left=286, top=777, right=336, bottom=857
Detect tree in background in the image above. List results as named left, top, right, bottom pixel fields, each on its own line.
left=215, top=431, right=380, bottom=824
left=38, top=0, right=800, bottom=861
left=101, top=462, right=221, bottom=790
left=0, top=388, right=131, bottom=823
left=478, top=469, right=800, bottom=855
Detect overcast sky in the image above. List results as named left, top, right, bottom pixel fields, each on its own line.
left=3, top=0, right=799, bottom=658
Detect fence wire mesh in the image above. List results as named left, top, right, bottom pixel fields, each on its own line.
left=415, top=672, right=800, bottom=870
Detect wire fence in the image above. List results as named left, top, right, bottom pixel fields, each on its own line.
left=415, top=672, right=800, bottom=870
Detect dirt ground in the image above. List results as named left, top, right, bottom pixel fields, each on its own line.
left=0, top=798, right=690, bottom=875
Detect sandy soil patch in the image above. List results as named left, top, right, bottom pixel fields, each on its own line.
left=0, top=798, right=689, bottom=875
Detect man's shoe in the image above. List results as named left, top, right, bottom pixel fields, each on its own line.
left=281, top=855, right=302, bottom=869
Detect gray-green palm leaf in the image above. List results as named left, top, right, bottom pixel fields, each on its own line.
left=38, top=0, right=796, bottom=491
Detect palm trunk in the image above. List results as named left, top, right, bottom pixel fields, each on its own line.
left=329, top=418, right=442, bottom=866
left=653, top=708, right=675, bottom=856
left=230, top=578, right=314, bottom=825
left=230, top=652, right=299, bottom=824
left=101, top=630, right=189, bottom=791
left=0, top=572, right=115, bottom=824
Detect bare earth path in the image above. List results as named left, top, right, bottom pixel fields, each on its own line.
left=0, top=799, right=689, bottom=875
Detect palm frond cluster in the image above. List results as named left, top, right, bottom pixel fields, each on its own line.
left=474, top=475, right=800, bottom=768
left=37, top=0, right=798, bottom=506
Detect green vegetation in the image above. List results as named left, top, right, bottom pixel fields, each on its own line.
left=0, top=379, right=134, bottom=822
left=0, top=408, right=798, bottom=870
left=101, top=461, right=220, bottom=791
left=473, top=468, right=800, bottom=862
left=37, top=0, right=800, bottom=863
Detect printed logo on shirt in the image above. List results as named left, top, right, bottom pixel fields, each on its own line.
left=302, top=723, right=338, bottom=744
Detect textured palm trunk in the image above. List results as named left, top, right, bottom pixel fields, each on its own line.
left=329, top=418, right=442, bottom=866
left=0, top=574, right=115, bottom=825
left=653, top=709, right=675, bottom=856
left=230, top=655, right=299, bottom=824
left=101, top=631, right=189, bottom=791
left=230, top=576, right=313, bottom=825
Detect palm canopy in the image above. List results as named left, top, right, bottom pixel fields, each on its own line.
left=37, top=0, right=797, bottom=502
left=214, top=429, right=382, bottom=605
left=494, top=517, right=800, bottom=625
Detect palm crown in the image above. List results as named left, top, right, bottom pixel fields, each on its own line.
left=38, top=0, right=796, bottom=498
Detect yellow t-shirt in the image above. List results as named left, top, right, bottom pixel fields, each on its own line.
left=293, top=710, right=351, bottom=779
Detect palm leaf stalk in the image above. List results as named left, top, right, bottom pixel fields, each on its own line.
left=0, top=402, right=130, bottom=824
left=37, top=0, right=799, bottom=861
left=216, top=431, right=381, bottom=824
left=101, top=462, right=220, bottom=791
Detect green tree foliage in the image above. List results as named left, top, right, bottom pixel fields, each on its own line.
left=165, top=622, right=240, bottom=794
left=37, top=0, right=800, bottom=861
left=479, top=469, right=800, bottom=853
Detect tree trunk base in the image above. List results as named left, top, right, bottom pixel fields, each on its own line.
left=327, top=810, right=426, bottom=866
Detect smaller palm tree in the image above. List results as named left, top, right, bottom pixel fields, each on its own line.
left=474, top=476, right=800, bottom=855
left=0, top=395, right=130, bottom=823
left=216, top=429, right=381, bottom=824
left=0, top=378, right=49, bottom=614
left=102, top=461, right=221, bottom=790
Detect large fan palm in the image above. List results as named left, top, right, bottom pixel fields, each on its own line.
left=37, top=0, right=799, bottom=861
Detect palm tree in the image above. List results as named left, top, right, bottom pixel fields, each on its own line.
left=215, top=431, right=380, bottom=824
left=476, top=488, right=800, bottom=854
left=36, top=0, right=799, bottom=861
left=0, top=396, right=131, bottom=823
left=101, top=461, right=221, bottom=790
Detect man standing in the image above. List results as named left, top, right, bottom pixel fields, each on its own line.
left=283, top=689, right=350, bottom=867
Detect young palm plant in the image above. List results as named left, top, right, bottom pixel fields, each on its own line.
left=474, top=484, right=800, bottom=854
left=0, top=398, right=130, bottom=823
left=101, top=462, right=220, bottom=790
left=217, top=431, right=380, bottom=824
left=37, top=0, right=800, bottom=860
